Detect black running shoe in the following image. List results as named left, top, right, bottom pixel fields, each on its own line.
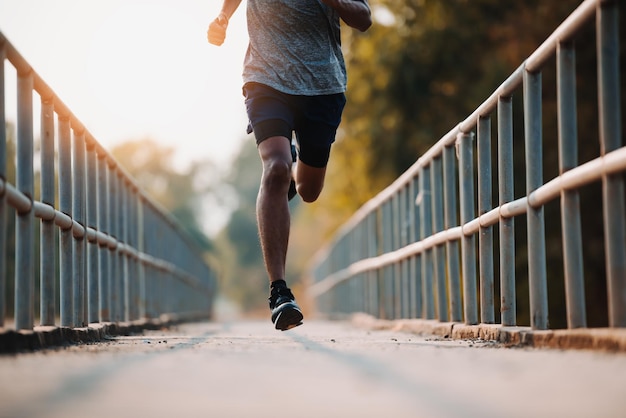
left=288, top=142, right=298, bottom=201
left=269, top=286, right=303, bottom=331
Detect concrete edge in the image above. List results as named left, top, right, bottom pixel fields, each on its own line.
left=0, top=312, right=211, bottom=354
left=350, top=313, right=626, bottom=352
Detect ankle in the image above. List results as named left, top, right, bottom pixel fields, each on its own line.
left=270, top=279, right=287, bottom=290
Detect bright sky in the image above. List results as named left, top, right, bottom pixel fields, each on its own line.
left=0, top=0, right=251, bottom=171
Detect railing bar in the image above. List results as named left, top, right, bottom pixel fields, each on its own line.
left=478, top=115, right=495, bottom=324
left=459, top=66, right=525, bottom=133
left=311, top=144, right=626, bottom=301
left=122, top=180, right=130, bottom=321
left=1, top=33, right=216, bottom=331
left=308, top=71, right=529, bottom=258
left=109, top=168, right=120, bottom=322
left=86, top=142, right=99, bottom=324
left=58, top=116, right=73, bottom=327
left=0, top=44, right=6, bottom=328
left=463, top=218, right=482, bottom=237
left=530, top=148, right=626, bottom=206
left=3, top=181, right=32, bottom=214
left=97, top=153, right=110, bottom=322
left=15, top=70, right=35, bottom=330
left=597, top=0, right=626, bottom=327
left=480, top=207, right=500, bottom=228
left=116, top=172, right=125, bottom=321
left=412, top=177, right=422, bottom=319
left=308, top=224, right=465, bottom=297
left=526, top=0, right=598, bottom=72
left=498, top=95, right=516, bottom=327
left=458, top=132, right=478, bottom=325
left=420, top=165, right=434, bottom=319
left=72, top=130, right=87, bottom=327
left=524, top=69, right=549, bottom=330
left=431, top=157, right=447, bottom=322
left=443, top=144, right=462, bottom=322
left=308, top=0, right=601, bottom=300
left=40, top=96, right=56, bottom=326
left=558, top=40, right=587, bottom=329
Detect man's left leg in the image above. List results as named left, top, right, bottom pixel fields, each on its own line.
left=294, top=160, right=327, bottom=203
left=292, top=92, right=345, bottom=203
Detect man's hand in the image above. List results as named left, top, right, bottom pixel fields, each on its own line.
left=207, top=13, right=229, bottom=46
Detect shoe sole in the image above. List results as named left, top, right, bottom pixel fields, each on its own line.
left=273, top=303, right=304, bottom=331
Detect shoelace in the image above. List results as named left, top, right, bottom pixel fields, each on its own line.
left=269, top=287, right=294, bottom=307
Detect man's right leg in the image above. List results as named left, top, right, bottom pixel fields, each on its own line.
left=256, top=136, right=292, bottom=284
left=256, top=135, right=304, bottom=330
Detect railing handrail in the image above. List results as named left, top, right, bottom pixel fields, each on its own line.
left=0, top=31, right=207, bottom=263
left=308, top=0, right=624, bottom=331
left=0, top=30, right=217, bottom=331
left=311, top=0, right=600, bottom=264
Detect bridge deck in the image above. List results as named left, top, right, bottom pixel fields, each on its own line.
left=1, top=319, right=625, bottom=418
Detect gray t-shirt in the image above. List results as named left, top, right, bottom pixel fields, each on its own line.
left=243, top=0, right=347, bottom=95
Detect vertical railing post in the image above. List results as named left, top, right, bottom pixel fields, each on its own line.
left=108, top=162, right=119, bottom=322
left=408, top=177, right=418, bottom=318
left=524, top=69, right=549, bottom=330
left=121, top=179, right=130, bottom=321
left=115, top=171, right=124, bottom=322
left=431, top=156, right=448, bottom=321
left=366, top=214, right=376, bottom=317
left=597, top=0, right=625, bottom=327
left=400, top=188, right=410, bottom=318
left=40, top=96, right=56, bottom=326
left=420, top=165, right=434, bottom=319
left=391, top=194, right=401, bottom=318
left=477, top=115, right=495, bottom=324
left=558, top=41, right=586, bottom=329
left=0, top=45, right=6, bottom=328
left=381, top=200, right=393, bottom=319
left=142, top=205, right=151, bottom=319
left=458, top=131, right=477, bottom=325
left=86, top=138, right=99, bottom=324
left=412, top=176, right=422, bottom=319
left=443, top=144, right=462, bottom=322
left=137, top=195, right=146, bottom=319
left=97, top=152, right=110, bottom=322
left=58, top=115, right=73, bottom=327
left=128, top=185, right=139, bottom=320
left=72, top=130, right=87, bottom=327
left=498, top=96, right=516, bottom=326
left=15, top=70, right=34, bottom=330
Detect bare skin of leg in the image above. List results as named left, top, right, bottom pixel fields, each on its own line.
left=256, top=136, right=328, bottom=284
left=295, top=159, right=327, bottom=203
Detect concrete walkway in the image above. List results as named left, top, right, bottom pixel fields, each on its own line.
left=1, top=319, right=625, bottom=418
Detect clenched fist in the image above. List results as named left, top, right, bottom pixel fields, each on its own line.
left=207, top=13, right=228, bottom=46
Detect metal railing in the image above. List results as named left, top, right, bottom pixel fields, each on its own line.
left=0, top=32, right=217, bottom=331
left=309, top=0, right=624, bottom=330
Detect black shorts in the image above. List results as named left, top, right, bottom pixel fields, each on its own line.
left=243, top=82, right=346, bottom=168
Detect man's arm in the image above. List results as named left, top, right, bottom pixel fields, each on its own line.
left=207, top=0, right=243, bottom=46
left=321, top=0, right=372, bottom=32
